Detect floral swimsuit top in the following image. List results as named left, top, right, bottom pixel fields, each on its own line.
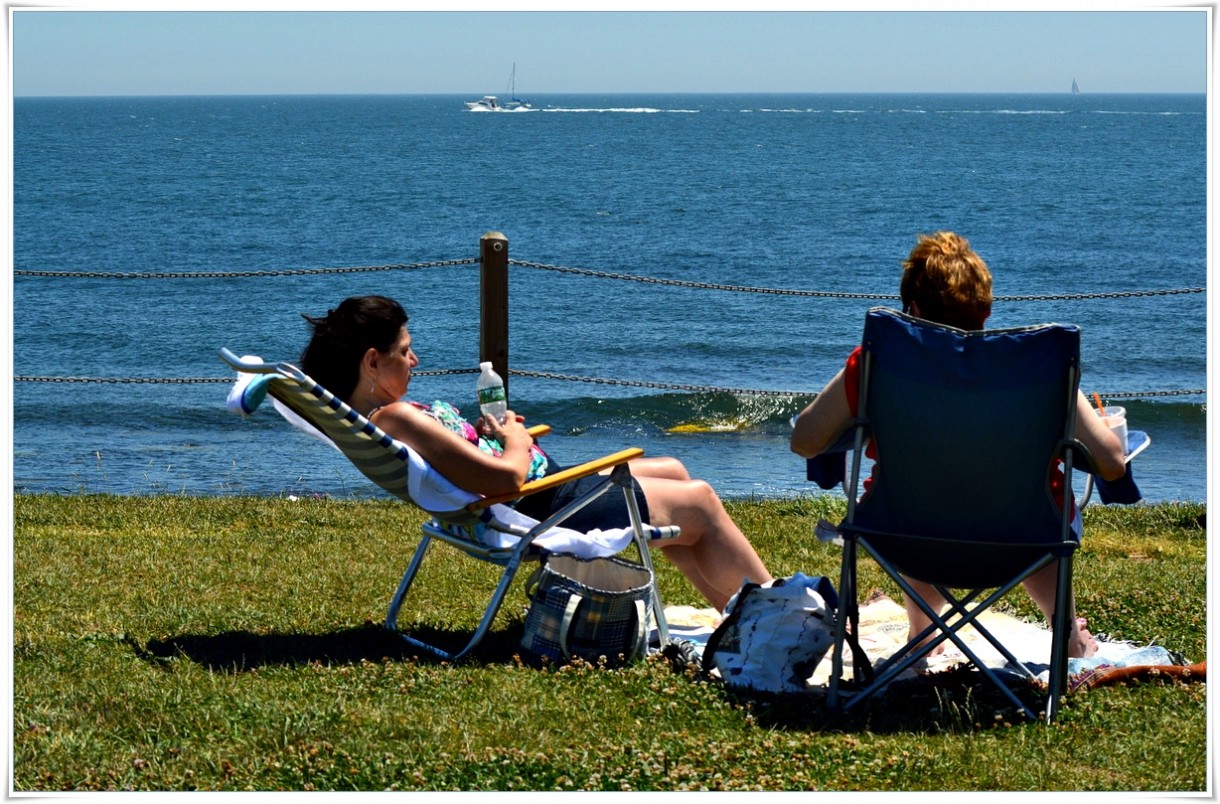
left=408, top=400, right=550, bottom=483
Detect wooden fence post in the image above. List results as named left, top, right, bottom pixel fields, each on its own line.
left=479, top=231, right=510, bottom=398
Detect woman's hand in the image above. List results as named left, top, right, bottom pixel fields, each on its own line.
left=478, top=410, right=531, bottom=445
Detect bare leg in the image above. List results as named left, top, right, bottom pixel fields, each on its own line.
left=903, top=567, right=1097, bottom=659
left=902, top=578, right=948, bottom=655
left=627, top=456, right=691, bottom=482
left=1022, top=563, right=1097, bottom=658
left=635, top=474, right=771, bottom=611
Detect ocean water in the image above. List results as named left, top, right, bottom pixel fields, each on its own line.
left=12, top=93, right=1208, bottom=503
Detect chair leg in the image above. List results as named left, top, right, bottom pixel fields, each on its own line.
left=837, top=542, right=1042, bottom=719
left=616, top=467, right=669, bottom=646
left=901, top=579, right=1039, bottom=719
left=385, top=532, right=433, bottom=633
left=385, top=467, right=670, bottom=663
left=930, top=585, right=1041, bottom=684
left=441, top=551, right=529, bottom=661
left=828, top=536, right=858, bottom=711
left=385, top=530, right=530, bottom=663
left=1045, top=555, right=1074, bottom=721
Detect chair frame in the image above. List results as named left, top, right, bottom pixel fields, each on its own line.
left=219, top=349, right=671, bottom=662
left=387, top=459, right=669, bottom=662
left=825, top=309, right=1086, bottom=722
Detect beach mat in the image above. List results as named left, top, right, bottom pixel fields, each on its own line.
left=653, top=595, right=1195, bottom=692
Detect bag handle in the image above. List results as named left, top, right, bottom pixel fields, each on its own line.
left=524, top=566, right=543, bottom=600
left=558, top=590, right=585, bottom=658
left=556, top=593, right=584, bottom=660
left=629, top=598, right=648, bottom=661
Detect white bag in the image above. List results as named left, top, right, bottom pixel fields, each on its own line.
left=702, top=573, right=840, bottom=694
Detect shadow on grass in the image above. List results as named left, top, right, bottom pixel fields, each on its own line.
left=722, top=665, right=1057, bottom=735
left=131, top=625, right=1070, bottom=734
left=131, top=621, right=529, bottom=672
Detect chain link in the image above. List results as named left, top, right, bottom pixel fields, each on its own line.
left=13, top=371, right=1204, bottom=401
left=509, top=369, right=810, bottom=397
left=512, top=370, right=1204, bottom=400
left=13, top=369, right=474, bottom=385
left=511, top=258, right=900, bottom=299
left=13, top=258, right=478, bottom=280
left=15, top=255, right=1203, bottom=302
left=995, top=288, right=1205, bottom=302
left=12, top=255, right=1205, bottom=400
left=14, top=376, right=230, bottom=385
left=509, top=259, right=1204, bottom=302
left=1082, top=389, right=1206, bottom=400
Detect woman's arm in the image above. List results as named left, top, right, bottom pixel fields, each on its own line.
left=1074, top=391, right=1126, bottom=481
left=790, top=369, right=854, bottom=459
left=371, top=402, right=536, bottom=496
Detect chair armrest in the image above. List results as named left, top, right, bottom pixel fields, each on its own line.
left=1124, top=430, right=1150, bottom=462
left=472, top=447, right=644, bottom=508
left=1074, top=431, right=1150, bottom=509
left=1070, top=430, right=1150, bottom=475
left=219, top=348, right=278, bottom=374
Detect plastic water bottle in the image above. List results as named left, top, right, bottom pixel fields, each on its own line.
left=476, top=361, right=507, bottom=423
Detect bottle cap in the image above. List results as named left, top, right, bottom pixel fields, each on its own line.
left=480, top=362, right=493, bottom=371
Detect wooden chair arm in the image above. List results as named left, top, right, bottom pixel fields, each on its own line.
left=472, top=447, right=644, bottom=509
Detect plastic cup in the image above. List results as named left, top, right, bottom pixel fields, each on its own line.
left=1098, top=405, right=1128, bottom=454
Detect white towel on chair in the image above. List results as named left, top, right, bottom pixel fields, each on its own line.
left=478, top=502, right=635, bottom=558
left=225, top=355, right=273, bottom=416
left=407, top=449, right=634, bottom=558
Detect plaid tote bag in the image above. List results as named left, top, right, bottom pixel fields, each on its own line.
left=521, top=553, right=653, bottom=666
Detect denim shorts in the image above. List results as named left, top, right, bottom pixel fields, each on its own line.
left=511, top=469, right=651, bottom=533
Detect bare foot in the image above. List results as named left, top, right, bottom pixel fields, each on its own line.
left=1070, top=617, right=1099, bottom=658
left=908, top=632, right=946, bottom=657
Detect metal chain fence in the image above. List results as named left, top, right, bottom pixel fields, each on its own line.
left=14, top=256, right=1207, bottom=400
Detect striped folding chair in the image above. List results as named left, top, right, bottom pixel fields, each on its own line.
left=219, top=349, right=673, bottom=661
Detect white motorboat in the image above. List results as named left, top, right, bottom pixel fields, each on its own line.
left=465, top=95, right=502, bottom=111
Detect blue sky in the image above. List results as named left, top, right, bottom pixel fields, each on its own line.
left=8, top=4, right=1210, bottom=96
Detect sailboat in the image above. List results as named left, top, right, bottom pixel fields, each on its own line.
left=502, top=63, right=532, bottom=111
left=1071, top=77, right=1080, bottom=95
left=465, top=64, right=532, bottom=112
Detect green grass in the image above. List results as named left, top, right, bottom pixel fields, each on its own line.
left=12, top=494, right=1208, bottom=791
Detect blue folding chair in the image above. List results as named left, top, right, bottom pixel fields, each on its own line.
left=826, top=308, right=1128, bottom=721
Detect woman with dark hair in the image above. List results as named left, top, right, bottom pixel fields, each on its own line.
left=301, top=295, right=771, bottom=611
left=790, top=232, right=1126, bottom=658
